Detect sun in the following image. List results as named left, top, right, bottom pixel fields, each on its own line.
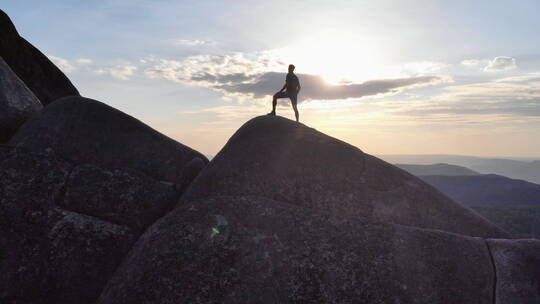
left=276, top=31, right=382, bottom=85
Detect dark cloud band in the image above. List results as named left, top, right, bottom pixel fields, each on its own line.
left=215, top=72, right=446, bottom=101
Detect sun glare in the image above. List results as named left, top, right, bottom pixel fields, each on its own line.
left=277, top=31, right=382, bottom=85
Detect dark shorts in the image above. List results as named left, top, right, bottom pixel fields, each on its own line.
left=274, top=91, right=298, bottom=105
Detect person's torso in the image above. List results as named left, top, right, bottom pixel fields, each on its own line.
left=286, top=73, right=299, bottom=93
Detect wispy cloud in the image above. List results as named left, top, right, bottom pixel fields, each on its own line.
left=395, top=73, right=540, bottom=119
left=175, top=39, right=216, bottom=47
left=144, top=52, right=285, bottom=84
left=47, top=56, right=138, bottom=80
left=399, top=61, right=448, bottom=75
left=218, top=72, right=449, bottom=100
left=144, top=53, right=449, bottom=101
left=461, top=59, right=486, bottom=67
left=461, top=56, right=517, bottom=72
left=48, top=55, right=76, bottom=73
left=484, top=56, right=517, bottom=72
left=94, top=65, right=137, bottom=80
left=76, top=58, right=93, bottom=64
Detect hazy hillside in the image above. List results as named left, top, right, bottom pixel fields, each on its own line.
left=380, top=154, right=540, bottom=184
left=420, top=174, right=540, bottom=206
left=396, top=163, right=479, bottom=176
left=470, top=206, right=540, bottom=239
left=417, top=174, right=540, bottom=239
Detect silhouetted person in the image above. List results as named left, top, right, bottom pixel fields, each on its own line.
left=268, top=64, right=301, bottom=122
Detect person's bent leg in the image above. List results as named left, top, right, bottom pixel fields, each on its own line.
left=267, top=95, right=277, bottom=116
left=269, top=91, right=286, bottom=116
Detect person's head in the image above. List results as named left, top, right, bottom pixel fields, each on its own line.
left=288, top=64, right=295, bottom=73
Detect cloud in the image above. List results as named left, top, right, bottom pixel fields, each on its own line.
left=48, top=55, right=76, bottom=73
left=494, top=73, right=540, bottom=84
left=48, top=56, right=136, bottom=80
left=175, top=39, right=216, bottom=47
left=47, top=56, right=140, bottom=81
left=400, top=61, right=448, bottom=75
left=144, top=54, right=449, bottom=101
left=217, top=72, right=449, bottom=100
left=144, top=52, right=285, bottom=84
left=76, top=58, right=93, bottom=64
left=484, top=56, right=517, bottom=72
left=461, top=57, right=518, bottom=72
left=95, top=65, right=137, bottom=80
left=395, top=73, right=540, bottom=119
left=461, top=59, right=486, bottom=67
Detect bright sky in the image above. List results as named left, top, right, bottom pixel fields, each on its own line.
left=4, top=0, right=540, bottom=157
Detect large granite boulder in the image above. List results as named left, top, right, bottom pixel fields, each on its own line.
left=0, top=209, right=134, bottom=304
left=487, top=239, right=540, bottom=304
left=182, top=115, right=506, bottom=238
left=0, top=145, right=180, bottom=233
left=10, top=96, right=208, bottom=186
left=62, top=164, right=180, bottom=231
left=98, top=196, right=495, bottom=304
left=0, top=145, right=180, bottom=303
left=0, top=56, right=42, bottom=142
left=0, top=9, right=79, bottom=105
left=0, top=146, right=70, bottom=233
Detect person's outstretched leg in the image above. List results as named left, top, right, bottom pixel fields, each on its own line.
left=292, top=104, right=299, bottom=122
left=291, top=95, right=299, bottom=122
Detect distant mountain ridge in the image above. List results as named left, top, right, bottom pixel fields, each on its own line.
left=396, top=163, right=479, bottom=176
left=419, top=174, right=540, bottom=207
left=380, top=154, right=540, bottom=184
left=395, top=169, right=540, bottom=239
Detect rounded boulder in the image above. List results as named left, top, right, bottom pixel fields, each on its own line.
left=9, top=96, right=208, bottom=185
left=0, top=9, right=79, bottom=105
left=0, top=56, right=42, bottom=142
left=97, top=196, right=495, bottom=304
left=183, top=115, right=507, bottom=238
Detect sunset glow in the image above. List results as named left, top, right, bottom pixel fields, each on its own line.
left=277, top=31, right=383, bottom=84
left=5, top=0, right=539, bottom=157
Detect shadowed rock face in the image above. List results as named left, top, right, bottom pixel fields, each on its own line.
left=487, top=239, right=540, bottom=304
left=97, top=196, right=494, bottom=304
left=183, top=115, right=507, bottom=238
left=9, top=96, right=208, bottom=185
left=0, top=146, right=136, bottom=304
left=0, top=145, right=184, bottom=303
left=0, top=57, right=42, bottom=142
left=0, top=209, right=135, bottom=304
left=0, top=10, right=79, bottom=105
left=0, top=146, right=70, bottom=232
left=62, top=164, right=180, bottom=231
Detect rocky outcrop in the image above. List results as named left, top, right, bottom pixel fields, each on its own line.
left=487, top=239, right=540, bottom=304
left=0, top=9, right=79, bottom=105
left=4, top=110, right=540, bottom=303
left=0, top=56, right=42, bottom=142
left=0, top=146, right=135, bottom=304
left=182, top=115, right=507, bottom=238
left=0, top=13, right=536, bottom=300
left=0, top=146, right=70, bottom=232
left=62, top=164, right=180, bottom=231
left=9, top=96, right=208, bottom=185
left=97, top=196, right=495, bottom=304
left=0, top=209, right=134, bottom=304
left=0, top=145, right=182, bottom=303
